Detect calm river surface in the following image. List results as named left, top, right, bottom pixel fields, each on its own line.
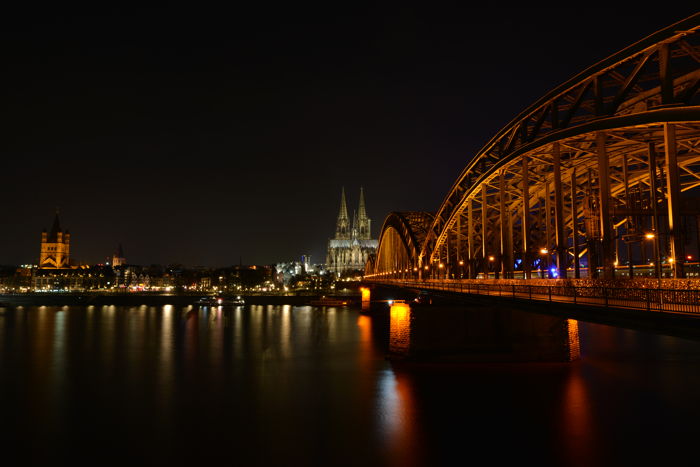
left=1, top=304, right=700, bottom=466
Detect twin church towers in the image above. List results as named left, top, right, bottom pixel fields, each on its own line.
left=326, top=187, right=378, bottom=276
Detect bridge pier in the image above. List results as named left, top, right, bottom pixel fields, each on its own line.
left=387, top=300, right=580, bottom=363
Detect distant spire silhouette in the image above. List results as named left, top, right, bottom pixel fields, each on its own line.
left=335, top=187, right=350, bottom=239
left=358, top=186, right=367, bottom=220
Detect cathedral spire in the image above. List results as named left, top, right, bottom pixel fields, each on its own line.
left=335, top=187, right=350, bottom=239
left=358, top=187, right=371, bottom=240
left=338, top=187, right=348, bottom=221
left=358, top=186, right=367, bottom=220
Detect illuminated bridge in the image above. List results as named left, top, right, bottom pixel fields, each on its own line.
left=365, top=14, right=700, bottom=314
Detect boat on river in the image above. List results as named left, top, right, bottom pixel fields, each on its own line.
left=195, top=295, right=245, bottom=306
left=308, top=296, right=351, bottom=306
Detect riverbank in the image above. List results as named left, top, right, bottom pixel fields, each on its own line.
left=0, top=292, right=359, bottom=307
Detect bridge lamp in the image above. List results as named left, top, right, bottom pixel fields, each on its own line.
left=458, top=260, right=464, bottom=266
left=438, top=263, right=444, bottom=269
left=413, top=267, right=418, bottom=272
left=540, top=248, right=549, bottom=255
left=488, top=256, right=495, bottom=262
left=644, top=232, right=656, bottom=240
left=668, top=257, right=675, bottom=264
left=424, top=266, right=429, bottom=270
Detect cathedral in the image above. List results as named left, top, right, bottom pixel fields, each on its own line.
left=326, top=187, right=378, bottom=276
left=39, top=212, right=72, bottom=268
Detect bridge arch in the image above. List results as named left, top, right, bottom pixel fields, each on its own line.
left=366, top=212, right=433, bottom=278
left=372, top=14, right=700, bottom=281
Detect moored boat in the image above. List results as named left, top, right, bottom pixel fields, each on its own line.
left=308, top=296, right=351, bottom=306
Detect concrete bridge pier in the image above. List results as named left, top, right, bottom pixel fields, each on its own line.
left=387, top=301, right=580, bottom=363
left=359, top=283, right=418, bottom=313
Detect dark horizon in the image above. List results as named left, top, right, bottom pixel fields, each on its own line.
left=3, top=6, right=697, bottom=267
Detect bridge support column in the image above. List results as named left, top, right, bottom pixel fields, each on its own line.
left=456, top=215, right=462, bottom=278
left=664, top=123, right=685, bottom=278
left=544, top=181, right=552, bottom=278
left=499, top=170, right=513, bottom=278
left=622, top=154, right=634, bottom=279
left=468, top=199, right=475, bottom=279
left=482, top=184, right=488, bottom=278
left=360, top=286, right=371, bottom=313
left=444, top=234, right=450, bottom=279
left=522, top=156, right=531, bottom=279
left=648, top=143, right=662, bottom=279
left=571, top=168, right=580, bottom=278
left=553, top=143, right=567, bottom=279
left=586, top=169, right=599, bottom=278
left=597, top=131, right=615, bottom=280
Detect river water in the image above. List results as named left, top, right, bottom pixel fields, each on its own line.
left=1, top=304, right=699, bottom=466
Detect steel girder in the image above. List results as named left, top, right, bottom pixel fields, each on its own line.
left=433, top=122, right=700, bottom=279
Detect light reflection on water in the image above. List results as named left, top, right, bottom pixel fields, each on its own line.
left=1, top=304, right=700, bottom=465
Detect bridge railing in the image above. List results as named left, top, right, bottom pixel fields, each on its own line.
left=364, top=279, right=700, bottom=315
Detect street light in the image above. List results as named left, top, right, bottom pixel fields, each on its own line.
left=487, top=256, right=495, bottom=279
left=644, top=231, right=661, bottom=278
left=539, top=248, right=549, bottom=278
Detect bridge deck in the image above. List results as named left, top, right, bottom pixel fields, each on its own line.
left=365, top=279, right=700, bottom=315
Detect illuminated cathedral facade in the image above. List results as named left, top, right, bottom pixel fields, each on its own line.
left=326, top=187, right=378, bottom=276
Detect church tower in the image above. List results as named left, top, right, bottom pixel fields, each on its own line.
left=357, top=186, right=371, bottom=240
left=112, top=244, right=126, bottom=267
left=335, top=187, right=350, bottom=240
left=39, top=211, right=71, bottom=269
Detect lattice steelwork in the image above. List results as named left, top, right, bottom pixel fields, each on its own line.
left=369, top=14, right=700, bottom=281
left=366, top=212, right=433, bottom=277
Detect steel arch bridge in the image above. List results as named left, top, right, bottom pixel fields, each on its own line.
left=367, top=13, right=700, bottom=282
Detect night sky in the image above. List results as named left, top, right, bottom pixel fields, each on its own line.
left=2, top=6, right=698, bottom=267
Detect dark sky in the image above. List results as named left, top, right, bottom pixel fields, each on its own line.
left=2, top=6, right=698, bottom=267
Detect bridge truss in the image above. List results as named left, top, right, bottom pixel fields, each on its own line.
left=368, top=14, right=700, bottom=281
